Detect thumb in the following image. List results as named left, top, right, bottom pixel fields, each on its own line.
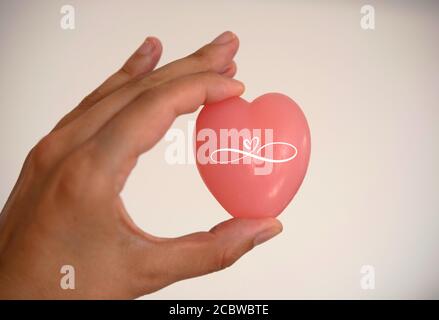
left=154, top=218, right=283, bottom=283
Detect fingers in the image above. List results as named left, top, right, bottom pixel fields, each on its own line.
left=88, top=72, right=244, bottom=189
left=53, top=37, right=162, bottom=130
left=142, top=31, right=239, bottom=85
left=58, top=32, right=239, bottom=140
left=150, top=218, right=283, bottom=285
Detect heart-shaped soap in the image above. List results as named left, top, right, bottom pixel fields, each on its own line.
left=195, top=93, right=311, bottom=218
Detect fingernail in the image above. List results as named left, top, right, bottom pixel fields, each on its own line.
left=211, top=31, right=236, bottom=45
left=253, top=227, right=282, bottom=247
left=137, top=38, right=155, bottom=55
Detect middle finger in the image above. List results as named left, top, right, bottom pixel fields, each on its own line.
left=57, top=32, right=239, bottom=155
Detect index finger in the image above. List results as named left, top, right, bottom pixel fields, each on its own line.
left=87, top=72, right=244, bottom=189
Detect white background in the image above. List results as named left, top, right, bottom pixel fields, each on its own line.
left=0, top=0, right=438, bottom=298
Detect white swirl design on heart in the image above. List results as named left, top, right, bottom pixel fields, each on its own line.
left=209, top=137, right=298, bottom=164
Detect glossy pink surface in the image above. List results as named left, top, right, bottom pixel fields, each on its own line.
left=195, top=93, right=311, bottom=218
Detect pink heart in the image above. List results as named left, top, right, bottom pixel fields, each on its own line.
left=195, top=93, right=311, bottom=218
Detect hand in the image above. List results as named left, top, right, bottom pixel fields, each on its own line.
left=0, top=31, right=282, bottom=299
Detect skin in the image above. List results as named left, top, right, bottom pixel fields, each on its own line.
left=0, top=31, right=282, bottom=299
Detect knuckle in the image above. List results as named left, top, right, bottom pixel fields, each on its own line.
left=55, top=156, right=85, bottom=200
left=54, top=147, right=101, bottom=201
left=136, top=83, right=160, bottom=103
left=190, top=47, right=214, bottom=69
left=120, top=64, right=135, bottom=78
left=140, top=72, right=158, bottom=88
left=198, top=71, right=220, bottom=81
left=187, top=71, right=219, bottom=87
left=80, top=88, right=103, bottom=107
left=212, top=246, right=235, bottom=272
left=29, top=134, right=59, bottom=170
left=119, top=61, right=144, bottom=80
left=135, top=69, right=161, bottom=90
